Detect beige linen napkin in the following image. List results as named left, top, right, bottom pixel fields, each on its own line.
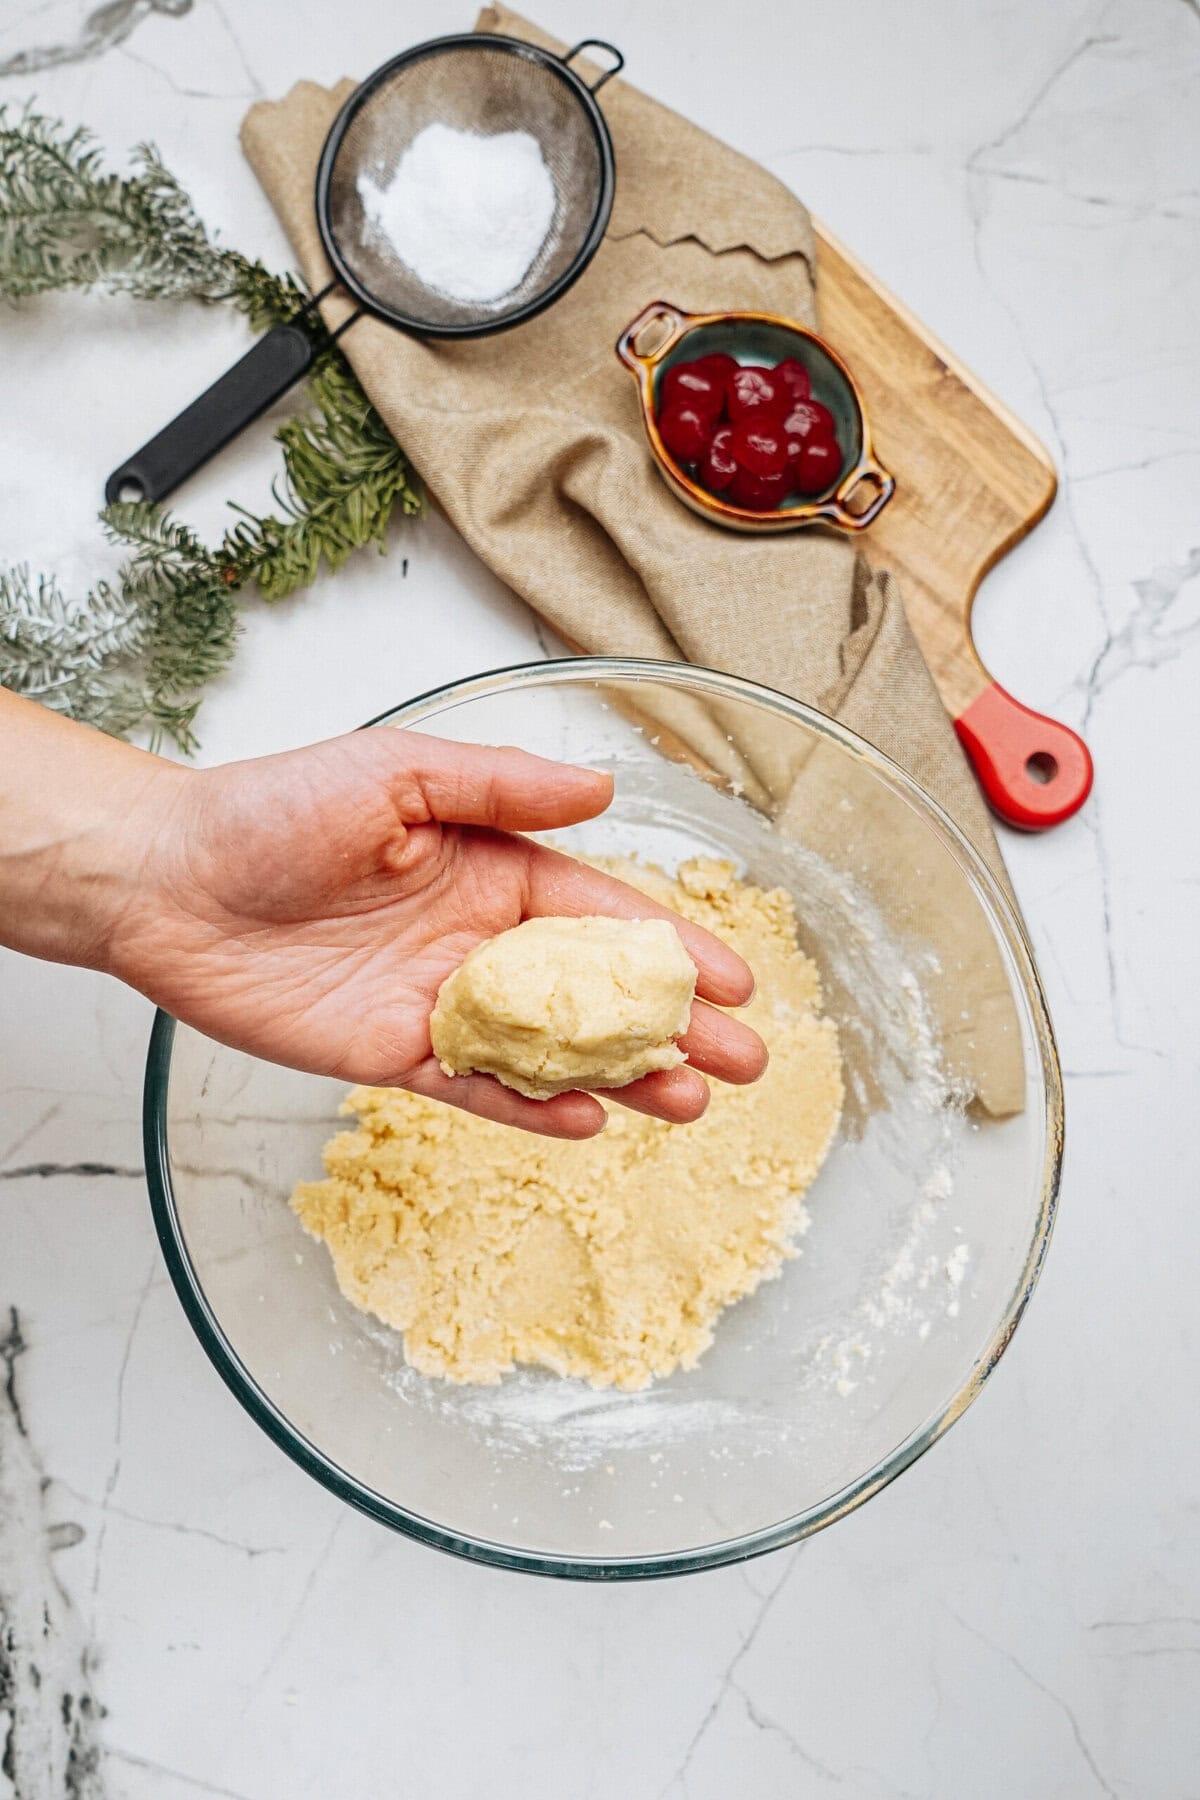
left=240, top=8, right=1026, bottom=1114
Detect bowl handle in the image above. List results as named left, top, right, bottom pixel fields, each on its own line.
left=817, top=451, right=896, bottom=531
left=615, top=301, right=691, bottom=372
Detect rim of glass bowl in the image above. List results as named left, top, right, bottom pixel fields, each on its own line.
left=143, top=656, right=1063, bottom=1581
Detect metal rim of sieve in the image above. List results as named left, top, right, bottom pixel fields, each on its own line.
left=314, top=32, right=620, bottom=338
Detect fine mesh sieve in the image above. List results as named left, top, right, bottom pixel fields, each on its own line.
left=106, top=34, right=622, bottom=506
left=320, top=35, right=617, bottom=334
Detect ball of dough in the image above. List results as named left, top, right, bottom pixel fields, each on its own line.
left=430, top=915, right=697, bottom=1099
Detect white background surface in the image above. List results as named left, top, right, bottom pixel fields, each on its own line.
left=1, top=2, right=1198, bottom=1795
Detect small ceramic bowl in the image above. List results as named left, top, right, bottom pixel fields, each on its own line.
left=616, top=299, right=895, bottom=533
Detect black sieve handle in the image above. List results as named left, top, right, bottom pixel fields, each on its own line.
left=562, top=39, right=624, bottom=92
left=104, top=323, right=316, bottom=506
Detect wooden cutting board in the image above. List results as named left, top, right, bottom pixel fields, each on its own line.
left=814, top=222, right=1093, bottom=830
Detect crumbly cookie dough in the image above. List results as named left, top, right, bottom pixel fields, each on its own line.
left=430, top=914, right=697, bottom=1099
left=292, top=859, right=844, bottom=1391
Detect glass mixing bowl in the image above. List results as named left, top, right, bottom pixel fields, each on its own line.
left=144, top=659, right=1061, bottom=1579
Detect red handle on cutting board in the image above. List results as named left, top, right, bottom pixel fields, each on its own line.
left=954, top=680, right=1093, bottom=830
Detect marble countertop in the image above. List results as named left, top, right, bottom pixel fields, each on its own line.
left=1, top=1, right=1197, bottom=1795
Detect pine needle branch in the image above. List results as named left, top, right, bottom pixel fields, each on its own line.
left=0, top=106, right=235, bottom=301
left=1, top=107, right=424, bottom=750
left=220, top=355, right=423, bottom=601
left=0, top=539, right=234, bottom=751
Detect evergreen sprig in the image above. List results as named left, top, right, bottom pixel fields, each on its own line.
left=221, top=353, right=424, bottom=602
left=1, top=509, right=241, bottom=753
left=0, top=105, right=423, bottom=750
left=0, top=563, right=149, bottom=737
left=0, top=105, right=240, bottom=301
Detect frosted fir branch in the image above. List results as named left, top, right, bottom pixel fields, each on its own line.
left=0, top=107, right=236, bottom=301
left=1, top=107, right=423, bottom=750
left=0, top=531, right=239, bottom=752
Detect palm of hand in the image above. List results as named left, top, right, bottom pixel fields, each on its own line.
left=117, top=732, right=764, bottom=1137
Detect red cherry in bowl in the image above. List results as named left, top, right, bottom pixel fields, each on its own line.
left=730, top=466, right=789, bottom=511
left=729, top=417, right=788, bottom=478
left=659, top=401, right=714, bottom=465
left=661, top=360, right=725, bottom=420
left=727, top=365, right=787, bottom=422
left=702, top=424, right=738, bottom=492
left=781, top=397, right=836, bottom=444
left=695, top=351, right=739, bottom=389
left=791, top=436, right=843, bottom=496
left=775, top=357, right=812, bottom=402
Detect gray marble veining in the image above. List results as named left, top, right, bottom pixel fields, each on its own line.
left=0, top=0, right=192, bottom=80
left=0, top=1311, right=105, bottom=1796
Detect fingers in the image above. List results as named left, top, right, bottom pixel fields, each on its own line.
left=402, top=1027, right=762, bottom=1140
left=379, top=732, right=614, bottom=833
left=678, top=1001, right=768, bottom=1085
left=407, top=1060, right=711, bottom=1134
left=606, top=1065, right=710, bottom=1124
left=524, top=846, right=755, bottom=1008
left=403, top=1058, right=607, bottom=1140
left=605, top=1009, right=765, bottom=1125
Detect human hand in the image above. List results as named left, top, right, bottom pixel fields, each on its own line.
left=104, top=728, right=766, bottom=1138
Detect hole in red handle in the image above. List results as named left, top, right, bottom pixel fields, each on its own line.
left=1025, top=751, right=1058, bottom=785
